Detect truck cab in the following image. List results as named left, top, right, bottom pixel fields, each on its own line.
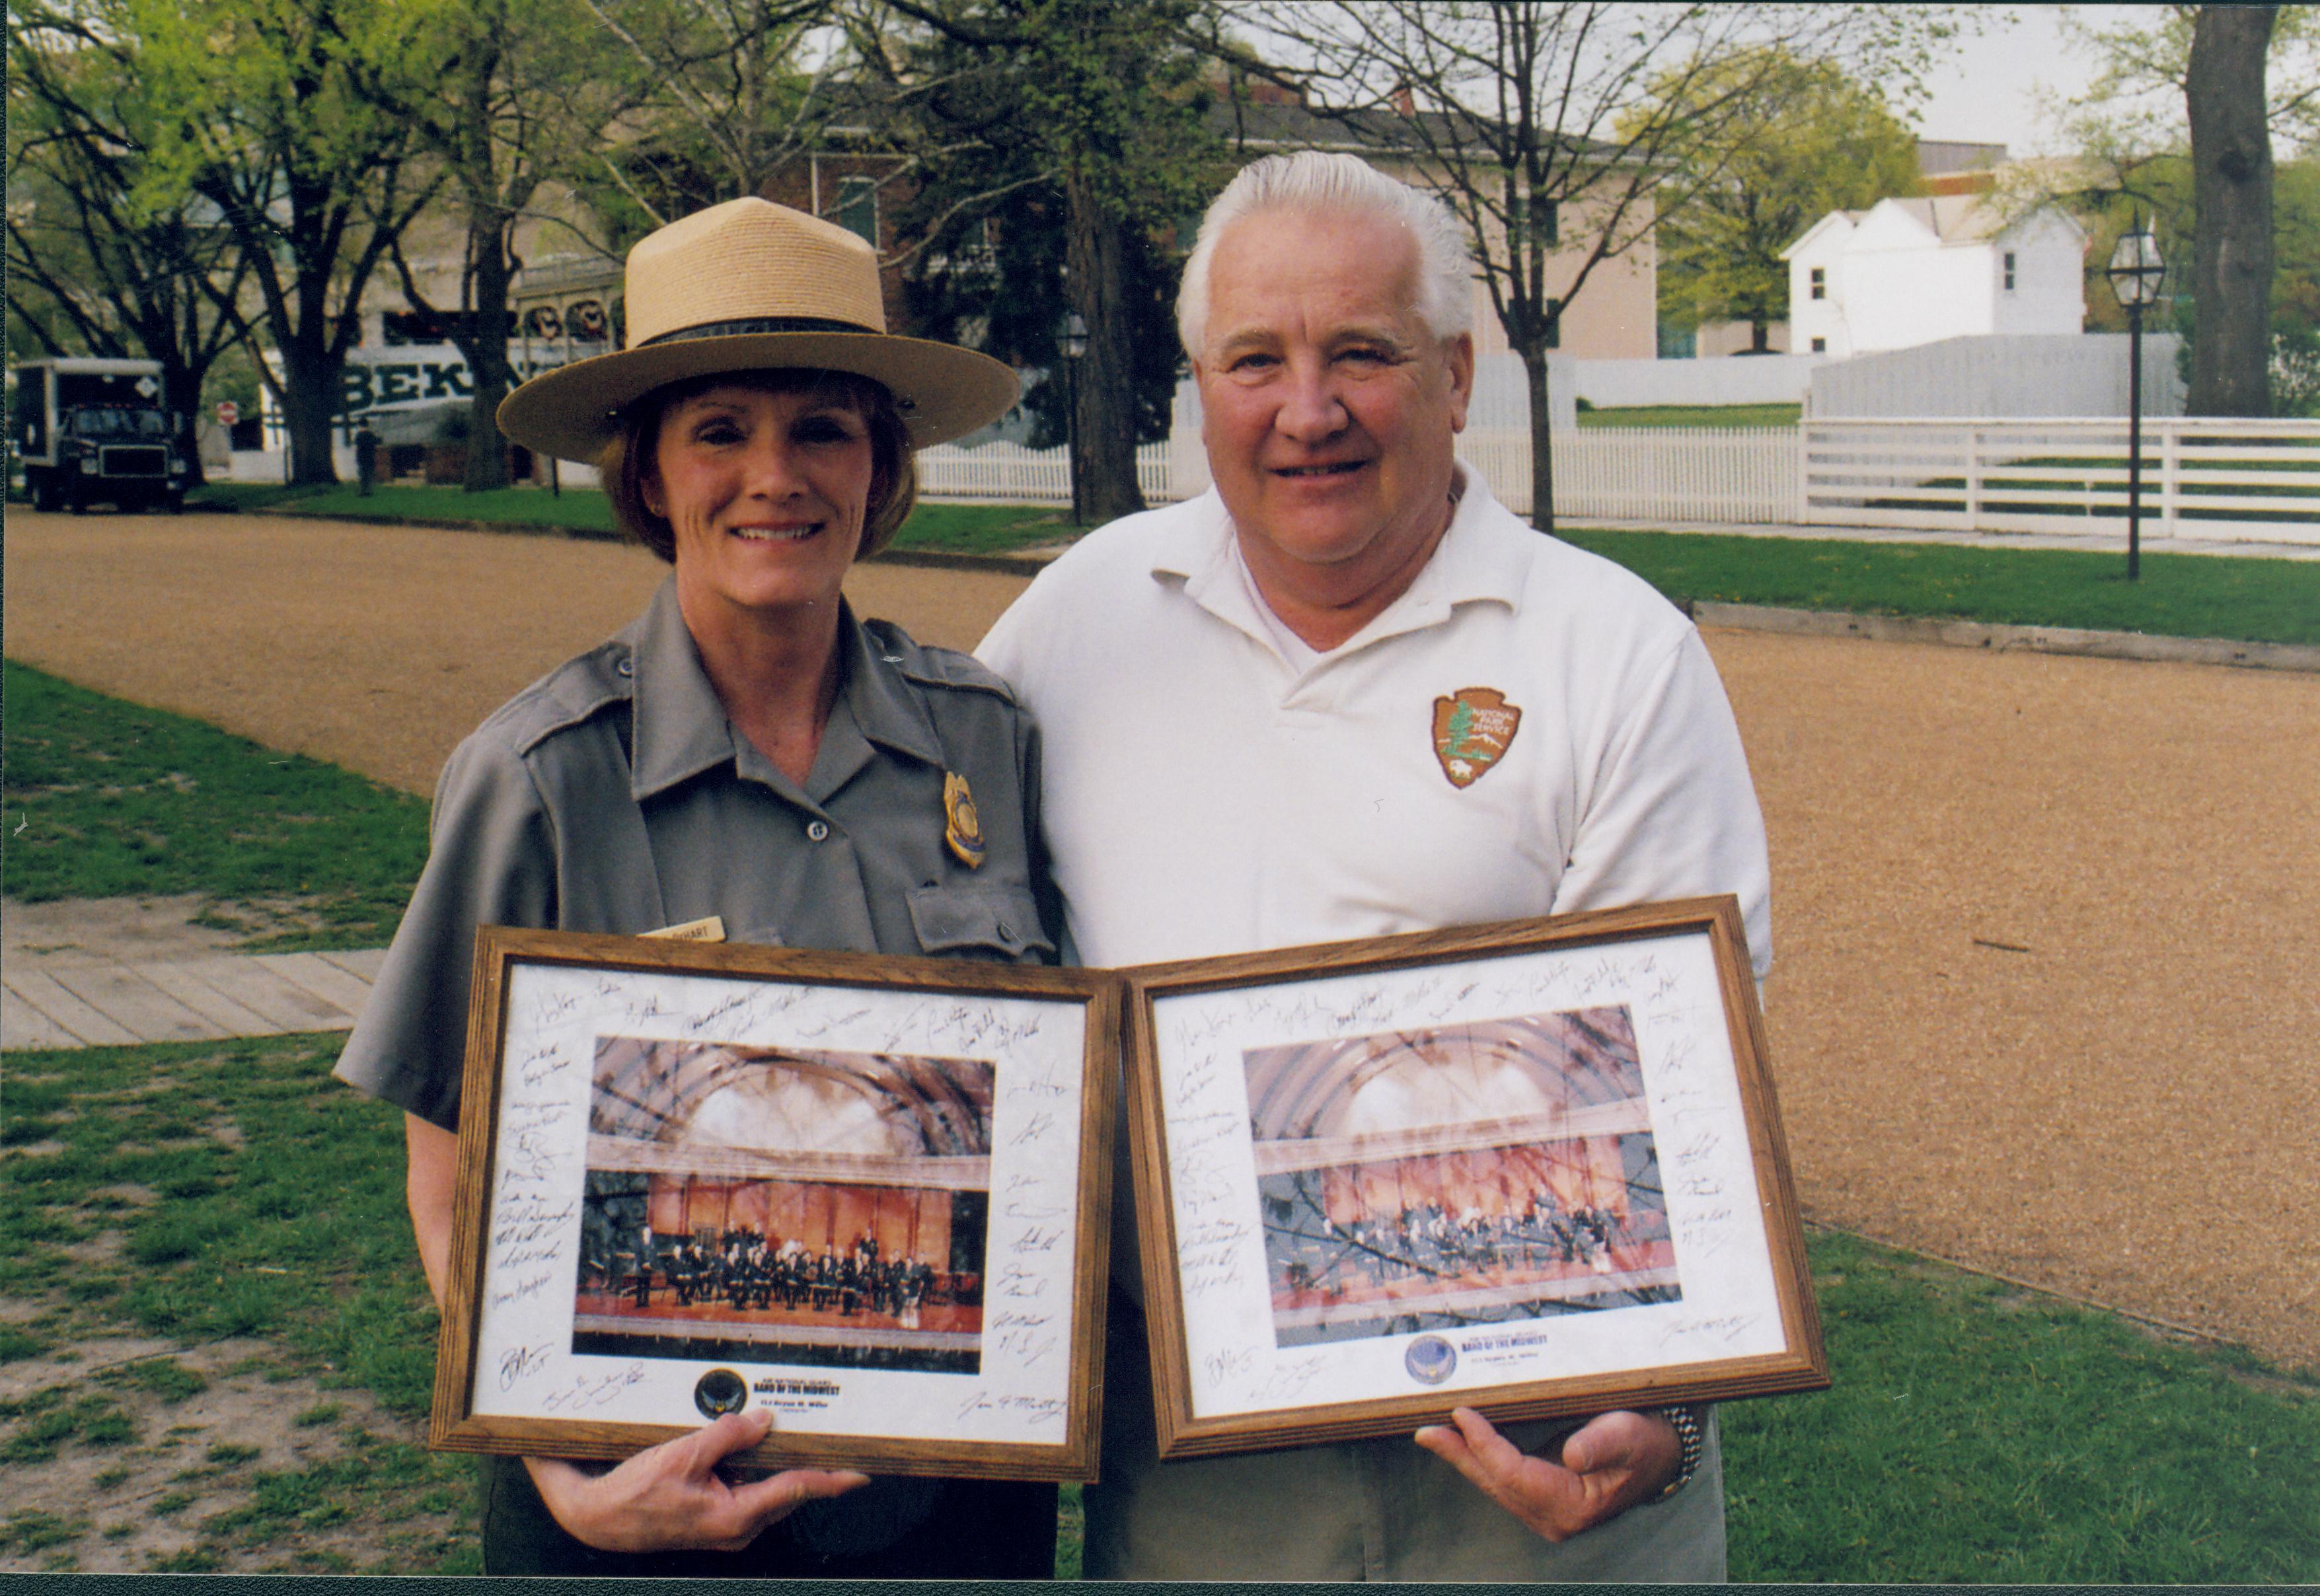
left=13, top=357, right=190, bottom=513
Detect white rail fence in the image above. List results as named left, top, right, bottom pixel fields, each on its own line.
left=1801, top=417, right=2320, bottom=546
left=914, top=416, right=2320, bottom=545
left=913, top=427, right=1799, bottom=525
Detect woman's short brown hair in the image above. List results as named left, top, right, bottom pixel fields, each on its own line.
left=597, top=368, right=918, bottom=563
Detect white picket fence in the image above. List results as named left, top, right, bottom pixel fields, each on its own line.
left=1800, top=417, right=2320, bottom=546
left=913, top=439, right=1192, bottom=504
left=1458, top=428, right=1798, bottom=522
left=915, top=416, right=2320, bottom=544
left=914, top=427, right=1798, bottom=526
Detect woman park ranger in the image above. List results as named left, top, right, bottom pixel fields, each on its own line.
left=332, top=198, right=1062, bottom=1577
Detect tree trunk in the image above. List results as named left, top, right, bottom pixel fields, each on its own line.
left=279, top=342, right=342, bottom=486
left=1750, top=319, right=1770, bottom=353
left=2186, top=5, right=2275, bottom=417
left=163, top=363, right=208, bottom=489
left=1065, top=168, right=1146, bottom=527
left=1523, top=345, right=1555, bottom=534
left=462, top=207, right=516, bottom=493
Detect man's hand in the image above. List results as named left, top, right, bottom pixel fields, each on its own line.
left=523, top=1408, right=868, bottom=1553
left=1413, top=1406, right=1680, bottom=1543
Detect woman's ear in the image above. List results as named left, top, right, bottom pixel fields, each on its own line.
left=640, top=472, right=665, bottom=518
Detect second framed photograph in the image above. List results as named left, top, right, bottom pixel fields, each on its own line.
left=1121, top=896, right=1826, bottom=1459
left=429, top=927, right=1115, bottom=1482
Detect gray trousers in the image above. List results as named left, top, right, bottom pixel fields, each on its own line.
left=1084, top=1289, right=1727, bottom=1581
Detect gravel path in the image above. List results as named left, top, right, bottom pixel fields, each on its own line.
left=7, top=509, right=2315, bottom=1371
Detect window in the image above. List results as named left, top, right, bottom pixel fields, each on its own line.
left=1811, top=337, right=1826, bottom=353
left=2003, top=251, right=2017, bottom=291
left=837, top=177, right=878, bottom=247
left=1809, top=266, right=1825, bottom=301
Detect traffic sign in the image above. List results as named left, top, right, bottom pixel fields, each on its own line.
left=216, top=402, right=239, bottom=427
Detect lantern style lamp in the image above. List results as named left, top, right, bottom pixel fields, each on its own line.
left=2105, top=222, right=2165, bottom=580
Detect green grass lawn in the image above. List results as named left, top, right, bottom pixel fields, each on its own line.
left=1578, top=402, right=1801, bottom=429
left=1559, top=529, right=2320, bottom=647
left=3, top=1032, right=2311, bottom=1581
left=0, top=659, right=430, bottom=949
left=1723, top=1229, right=2319, bottom=1582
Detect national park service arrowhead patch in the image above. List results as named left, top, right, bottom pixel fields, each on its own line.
left=944, top=771, right=987, bottom=868
left=1432, top=686, right=1522, bottom=788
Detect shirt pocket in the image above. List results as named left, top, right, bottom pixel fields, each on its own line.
left=905, top=884, right=1055, bottom=964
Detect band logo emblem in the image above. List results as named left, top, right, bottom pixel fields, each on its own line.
left=1431, top=687, right=1522, bottom=788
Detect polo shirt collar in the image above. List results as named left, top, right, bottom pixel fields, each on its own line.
left=1154, top=465, right=1528, bottom=657
left=626, top=579, right=944, bottom=803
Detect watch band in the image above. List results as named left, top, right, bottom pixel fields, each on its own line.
left=1652, top=1404, right=1705, bottom=1502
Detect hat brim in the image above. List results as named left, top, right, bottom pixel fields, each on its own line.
left=495, top=331, right=1022, bottom=462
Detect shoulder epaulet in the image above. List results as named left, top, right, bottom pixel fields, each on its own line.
left=473, top=639, right=635, bottom=758
left=861, top=617, right=1020, bottom=705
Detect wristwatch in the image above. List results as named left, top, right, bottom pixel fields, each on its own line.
left=1651, top=1404, right=1705, bottom=1501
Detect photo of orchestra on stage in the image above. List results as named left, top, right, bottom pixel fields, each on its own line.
left=1243, top=1006, right=1684, bottom=1348
left=568, top=1034, right=1000, bottom=1374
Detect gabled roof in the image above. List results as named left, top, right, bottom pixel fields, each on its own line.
left=1778, top=209, right=1865, bottom=262
left=1783, top=195, right=2085, bottom=259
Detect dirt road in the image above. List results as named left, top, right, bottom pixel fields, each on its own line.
left=7, top=509, right=2315, bottom=1371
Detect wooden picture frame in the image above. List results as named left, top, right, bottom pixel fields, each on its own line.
left=1121, top=896, right=1826, bottom=1460
left=430, top=925, right=1115, bottom=1482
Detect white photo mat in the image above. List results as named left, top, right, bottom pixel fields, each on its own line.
left=463, top=957, right=1088, bottom=1450
left=1148, top=927, right=1786, bottom=1422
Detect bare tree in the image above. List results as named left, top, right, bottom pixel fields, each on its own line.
left=1218, top=3, right=1961, bottom=530
left=571, top=0, right=842, bottom=224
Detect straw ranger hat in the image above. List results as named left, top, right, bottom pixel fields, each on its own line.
left=496, top=198, right=1020, bottom=462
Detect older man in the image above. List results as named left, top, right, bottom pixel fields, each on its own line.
left=978, top=152, right=1771, bottom=1581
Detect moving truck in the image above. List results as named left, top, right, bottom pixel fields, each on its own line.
left=13, top=357, right=189, bottom=513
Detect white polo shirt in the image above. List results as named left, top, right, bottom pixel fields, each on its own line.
left=977, top=471, right=1772, bottom=978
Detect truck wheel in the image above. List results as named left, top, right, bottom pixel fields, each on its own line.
left=29, top=472, right=55, bottom=513
left=67, top=482, right=87, bottom=515
left=164, top=489, right=186, bottom=515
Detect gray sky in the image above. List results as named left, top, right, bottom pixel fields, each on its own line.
left=1908, top=4, right=2155, bottom=155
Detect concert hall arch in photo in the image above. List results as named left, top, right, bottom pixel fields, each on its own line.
left=571, top=1035, right=996, bottom=1374
left=1244, top=1006, right=1681, bottom=1348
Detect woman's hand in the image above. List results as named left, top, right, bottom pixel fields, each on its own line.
left=523, top=1408, right=869, bottom=1553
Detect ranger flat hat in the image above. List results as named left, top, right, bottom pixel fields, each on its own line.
left=496, top=198, right=1020, bottom=461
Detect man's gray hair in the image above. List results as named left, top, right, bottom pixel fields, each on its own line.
left=1176, top=151, right=1474, bottom=358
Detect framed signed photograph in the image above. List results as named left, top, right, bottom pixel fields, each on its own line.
left=429, top=926, right=1115, bottom=1482
left=1121, top=896, right=1826, bottom=1460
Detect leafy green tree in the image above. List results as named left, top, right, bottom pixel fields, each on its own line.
left=1647, top=52, right=1920, bottom=353
left=122, top=0, right=445, bottom=484
left=6, top=9, right=256, bottom=484
left=2042, top=5, right=2320, bottom=416
left=354, top=0, right=618, bottom=490
left=864, top=0, right=1221, bottom=525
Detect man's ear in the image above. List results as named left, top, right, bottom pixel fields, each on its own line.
left=1444, top=332, right=1476, bottom=434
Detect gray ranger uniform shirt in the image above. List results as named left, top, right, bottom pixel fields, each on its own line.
left=336, top=576, right=1057, bottom=1130
left=332, top=577, right=1056, bottom=1565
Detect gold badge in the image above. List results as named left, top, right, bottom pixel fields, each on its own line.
left=1432, top=686, right=1522, bottom=788
left=944, top=771, right=987, bottom=868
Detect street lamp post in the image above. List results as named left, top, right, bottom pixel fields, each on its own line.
left=1061, top=312, right=1089, bottom=525
left=2105, top=220, right=2166, bottom=581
